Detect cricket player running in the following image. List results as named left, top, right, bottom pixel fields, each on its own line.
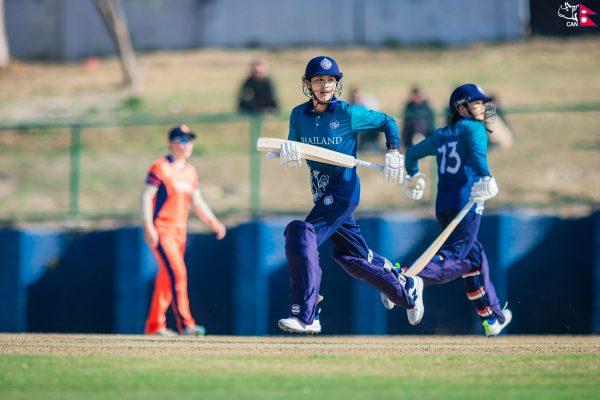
left=386, top=83, right=512, bottom=336
left=141, top=125, right=226, bottom=336
left=277, top=56, right=424, bottom=334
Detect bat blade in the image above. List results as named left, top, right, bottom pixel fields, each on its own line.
left=256, top=137, right=356, bottom=168
left=404, top=200, right=476, bottom=277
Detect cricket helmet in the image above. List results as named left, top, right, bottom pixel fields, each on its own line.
left=449, top=84, right=496, bottom=131
left=449, top=83, right=494, bottom=111
left=302, top=56, right=343, bottom=102
left=303, top=56, right=343, bottom=81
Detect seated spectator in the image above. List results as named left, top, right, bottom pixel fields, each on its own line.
left=237, top=59, right=279, bottom=114
left=401, top=87, right=435, bottom=151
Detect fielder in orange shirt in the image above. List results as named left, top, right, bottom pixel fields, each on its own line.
left=141, top=125, right=226, bottom=336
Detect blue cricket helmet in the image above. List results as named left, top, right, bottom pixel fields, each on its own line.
left=302, top=56, right=344, bottom=102
left=449, top=83, right=494, bottom=111
left=303, top=56, right=343, bottom=81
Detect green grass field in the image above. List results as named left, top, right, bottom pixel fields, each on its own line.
left=1, top=335, right=599, bottom=400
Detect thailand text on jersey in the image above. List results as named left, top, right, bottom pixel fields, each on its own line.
left=405, top=117, right=491, bottom=214
left=288, top=98, right=400, bottom=205
left=145, top=155, right=199, bottom=228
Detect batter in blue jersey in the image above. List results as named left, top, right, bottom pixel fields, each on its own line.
left=389, top=83, right=512, bottom=336
left=277, top=56, right=424, bottom=334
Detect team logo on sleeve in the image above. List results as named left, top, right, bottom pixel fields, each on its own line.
left=329, top=119, right=340, bottom=130
left=320, top=58, right=332, bottom=70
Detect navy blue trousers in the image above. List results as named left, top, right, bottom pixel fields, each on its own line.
left=418, top=210, right=505, bottom=323
left=284, top=196, right=414, bottom=325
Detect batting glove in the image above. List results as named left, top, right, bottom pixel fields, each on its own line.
left=470, top=176, right=499, bottom=201
left=404, top=172, right=426, bottom=200
left=384, top=149, right=404, bottom=184
left=279, top=141, right=302, bottom=169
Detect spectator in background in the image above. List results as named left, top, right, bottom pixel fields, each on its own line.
left=237, top=59, right=279, bottom=114
left=401, top=87, right=435, bottom=151
left=348, top=87, right=383, bottom=152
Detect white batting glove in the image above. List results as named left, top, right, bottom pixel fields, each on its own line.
left=475, top=200, right=485, bottom=215
left=404, top=172, right=426, bottom=200
left=470, top=176, right=499, bottom=201
left=384, top=149, right=404, bottom=184
left=279, top=141, right=302, bottom=169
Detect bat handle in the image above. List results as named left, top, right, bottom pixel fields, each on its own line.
left=355, top=159, right=385, bottom=172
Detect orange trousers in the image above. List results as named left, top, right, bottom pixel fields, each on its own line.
left=145, top=226, right=196, bottom=334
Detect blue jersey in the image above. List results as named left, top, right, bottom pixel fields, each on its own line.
left=288, top=98, right=400, bottom=205
left=405, top=117, right=491, bottom=214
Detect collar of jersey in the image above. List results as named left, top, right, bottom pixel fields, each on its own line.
left=304, top=97, right=338, bottom=115
left=456, top=115, right=485, bottom=125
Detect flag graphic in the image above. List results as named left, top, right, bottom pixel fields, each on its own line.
left=580, top=3, right=598, bottom=26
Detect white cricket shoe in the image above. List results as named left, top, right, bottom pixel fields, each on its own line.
left=278, top=317, right=321, bottom=334
left=151, top=328, right=178, bottom=336
left=182, top=324, right=206, bottom=336
left=380, top=261, right=402, bottom=310
left=380, top=292, right=395, bottom=310
left=483, top=307, right=512, bottom=337
left=380, top=272, right=425, bottom=325
left=406, top=275, right=424, bottom=325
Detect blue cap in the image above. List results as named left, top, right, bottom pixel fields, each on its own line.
left=168, top=125, right=196, bottom=142
left=449, top=84, right=494, bottom=111
left=304, top=56, right=343, bottom=81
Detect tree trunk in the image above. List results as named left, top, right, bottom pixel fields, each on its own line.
left=0, top=0, right=10, bottom=68
left=94, top=0, right=141, bottom=91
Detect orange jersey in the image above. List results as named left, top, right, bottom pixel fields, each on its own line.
left=145, top=155, right=199, bottom=228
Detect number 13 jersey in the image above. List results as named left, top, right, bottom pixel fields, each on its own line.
left=404, top=117, right=491, bottom=214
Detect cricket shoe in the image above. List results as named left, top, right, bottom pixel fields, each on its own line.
left=380, top=292, right=395, bottom=310
left=380, top=263, right=424, bottom=326
left=182, top=324, right=206, bottom=336
left=380, top=262, right=405, bottom=310
left=151, top=328, right=178, bottom=336
left=278, top=317, right=321, bottom=334
left=483, top=306, right=512, bottom=337
left=404, top=274, right=425, bottom=325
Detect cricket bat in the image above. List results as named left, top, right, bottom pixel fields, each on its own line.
left=403, top=199, right=477, bottom=276
left=256, top=137, right=384, bottom=171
